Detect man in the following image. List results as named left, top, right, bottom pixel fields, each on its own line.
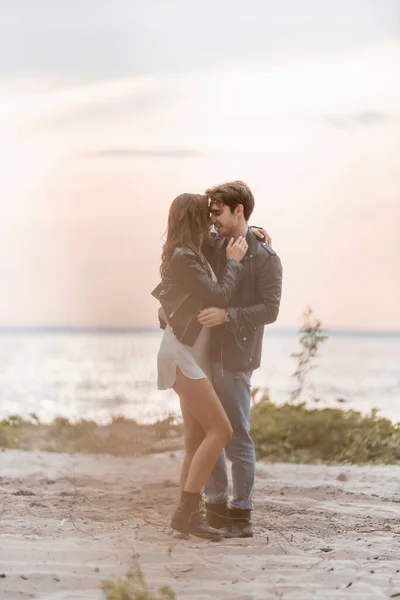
left=198, top=180, right=283, bottom=538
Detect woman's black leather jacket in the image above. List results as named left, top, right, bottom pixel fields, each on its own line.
left=151, top=246, right=243, bottom=346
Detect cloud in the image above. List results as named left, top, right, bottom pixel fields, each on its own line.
left=324, top=111, right=390, bottom=129
left=35, top=85, right=165, bottom=131
left=83, top=147, right=204, bottom=158
left=0, top=0, right=398, bottom=77
left=354, top=111, right=389, bottom=125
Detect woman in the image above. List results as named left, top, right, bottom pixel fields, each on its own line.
left=152, top=193, right=248, bottom=540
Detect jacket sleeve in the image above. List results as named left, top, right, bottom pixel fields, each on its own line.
left=174, top=250, right=243, bottom=307
left=158, top=308, right=167, bottom=330
left=226, top=254, right=282, bottom=329
left=151, top=283, right=167, bottom=329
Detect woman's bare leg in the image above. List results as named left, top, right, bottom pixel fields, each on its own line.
left=173, top=369, right=232, bottom=493
left=179, top=406, right=205, bottom=491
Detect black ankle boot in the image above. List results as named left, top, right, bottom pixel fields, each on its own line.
left=220, top=508, right=253, bottom=538
left=171, top=491, right=223, bottom=540
left=205, top=501, right=230, bottom=529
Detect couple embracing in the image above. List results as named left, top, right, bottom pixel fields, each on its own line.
left=152, top=181, right=282, bottom=540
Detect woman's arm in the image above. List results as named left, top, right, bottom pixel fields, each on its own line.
left=173, top=249, right=243, bottom=308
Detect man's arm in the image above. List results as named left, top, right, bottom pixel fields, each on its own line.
left=249, top=226, right=272, bottom=246
left=227, top=253, right=282, bottom=329
left=198, top=252, right=282, bottom=329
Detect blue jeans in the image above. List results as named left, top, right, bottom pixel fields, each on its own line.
left=204, top=362, right=255, bottom=510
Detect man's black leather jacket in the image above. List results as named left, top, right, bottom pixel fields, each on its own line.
left=151, top=246, right=243, bottom=346
left=203, top=229, right=283, bottom=373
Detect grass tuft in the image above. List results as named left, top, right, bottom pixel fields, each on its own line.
left=100, top=570, right=176, bottom=600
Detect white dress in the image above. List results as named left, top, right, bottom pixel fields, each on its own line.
left=157, top=268, right=217, bottom=390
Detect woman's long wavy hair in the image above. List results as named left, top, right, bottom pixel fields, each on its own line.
left=160, top=193, right=211, bottom=276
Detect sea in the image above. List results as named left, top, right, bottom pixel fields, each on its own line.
left=0, top=330, right=399, bottom=425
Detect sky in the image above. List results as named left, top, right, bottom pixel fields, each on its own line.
left=0, top=0, right=399, bottom=330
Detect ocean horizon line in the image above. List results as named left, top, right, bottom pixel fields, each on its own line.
left=0, top=326, right=399, bottom=337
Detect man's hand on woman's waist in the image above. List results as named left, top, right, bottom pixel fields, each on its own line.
left=197, top=307, right=227, bottom=328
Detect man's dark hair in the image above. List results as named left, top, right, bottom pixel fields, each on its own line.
left=205, top=180, right=255, bottom=221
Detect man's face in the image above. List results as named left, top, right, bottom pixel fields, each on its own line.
left=209, top=201, right=238, bottom=237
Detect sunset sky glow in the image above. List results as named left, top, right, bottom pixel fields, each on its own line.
left=0, top=1, right=399, bottom=330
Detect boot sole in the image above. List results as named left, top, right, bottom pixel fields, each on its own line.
left=222, top=532, right=253, bottom=538
left=220, top=527, right=254, bottom=539
left=171, top=521, right=223, bottom=541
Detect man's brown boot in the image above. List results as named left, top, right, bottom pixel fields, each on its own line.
left=220, top=508, right=253, bottom=538
left=205, top=501, right=230, bottom=529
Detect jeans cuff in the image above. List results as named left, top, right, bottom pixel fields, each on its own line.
left=204, top=494, right=229, bottom=505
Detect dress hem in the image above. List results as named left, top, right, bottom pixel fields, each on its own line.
left=157, top=362, right=208, bottom=390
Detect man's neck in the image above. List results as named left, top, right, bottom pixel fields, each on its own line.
left=229, top=221, right=248, bottom=240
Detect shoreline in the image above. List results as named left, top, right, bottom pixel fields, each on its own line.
left=1, top=327, right=400, bottom=337
left=0, top=415, right=183, bottom=457
left=2, top=405, right=400, bottom=465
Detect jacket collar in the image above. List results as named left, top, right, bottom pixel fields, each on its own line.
left=216, top=227, right=257, bottom=255
left=245, top=228, right=258, bottom=254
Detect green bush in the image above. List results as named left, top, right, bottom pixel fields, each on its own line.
left=0, top=422, right=17, bottom=448
left=251, top=399, right=400, bottom=464
left=0, top=413, right=183, bottom=455
left=101, top=571, right=175, bottom=600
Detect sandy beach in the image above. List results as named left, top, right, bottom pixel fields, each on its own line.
left=1, top=444, right=400, bottom=600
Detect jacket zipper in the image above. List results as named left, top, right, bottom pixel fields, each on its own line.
left=167, top=293, right=193, bottom=343
left=180, top=314, right=194, bottom=343
left=168, top=293, right=190, bottom=319
left=220, top=251, right=253, bottom=375
left=220, top=331, right=224, bottom=378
